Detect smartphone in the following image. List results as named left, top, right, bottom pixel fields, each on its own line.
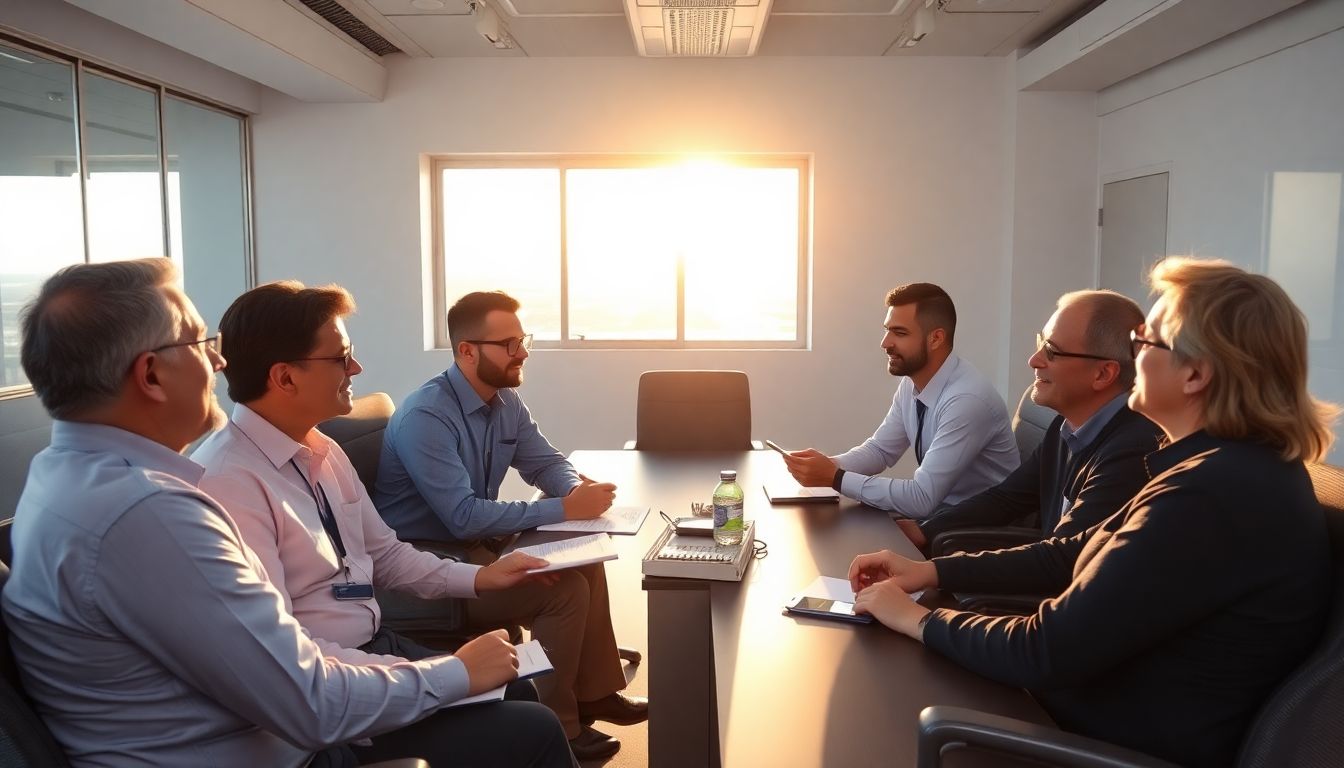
left=764, top=439, right=790, bottom=455
left=784, top=595, right=874, bottom=624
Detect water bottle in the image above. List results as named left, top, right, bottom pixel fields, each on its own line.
left=712, top=469, right=744, bottom=546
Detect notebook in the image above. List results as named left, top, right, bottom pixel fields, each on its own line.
left=763, top=483, right=841, bottom=504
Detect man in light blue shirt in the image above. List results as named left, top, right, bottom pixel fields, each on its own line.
left=375, top=290, right=646, bottom=759
left=2, top=260, right=572, bottom=767
left=784, top=283, right=1019, bottom=518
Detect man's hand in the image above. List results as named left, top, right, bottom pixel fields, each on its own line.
left=854, top=580, right=930, bottom=639
left=847, top=549, right=938, bottom=594
left=563, top=476, right=616, bottom=520
left=896, top=518, right=927, bottom=549
left=455, top=629, right=519, bottom=695
left=781, top=449, right=839, bottom=488
left=474, top=551, right=552, bottom=592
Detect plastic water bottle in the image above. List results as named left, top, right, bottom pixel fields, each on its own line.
left=712, top=470, right=744, bottom=546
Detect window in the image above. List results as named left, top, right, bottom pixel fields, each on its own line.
left=0, top=35, right=252, bottom=396
left=432, top=156, right=810, bottom=349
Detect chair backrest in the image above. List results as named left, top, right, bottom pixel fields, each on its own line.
left=1011, top=385, right=1056, bottom=460
left=319, top=392, right=395, bottom=498
left=0, top=520, right=72, bottom=767
left=1236, top=462, right=1344, bottom=768
left=634, top=370, right=752, bottom=451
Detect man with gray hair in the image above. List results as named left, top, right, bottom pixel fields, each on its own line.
left=902, top=289, right=1162, bottom=549
left=2, top=259, right=574, bottom=767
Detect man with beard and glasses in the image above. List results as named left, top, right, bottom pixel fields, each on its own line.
left=782, top=283, right=1019, bottom=519
left=375, top=290, right=645, bottom=761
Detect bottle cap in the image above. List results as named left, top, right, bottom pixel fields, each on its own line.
left=719, top=470, right=736, bottom=481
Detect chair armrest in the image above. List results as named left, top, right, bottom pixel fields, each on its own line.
left=929, top=527, right=1040, bottom=557
left=917, top=706, right=1180, bottom=768
left=363, top=761, right=430, bottom=768
left=750, top=440, right=764, bottom=450
left=623, top=440, right=637, bottom=450
left=952, top=593, right=1045, bottom=616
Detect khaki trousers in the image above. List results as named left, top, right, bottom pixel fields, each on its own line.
left=464, top=544, right=627, bottom=738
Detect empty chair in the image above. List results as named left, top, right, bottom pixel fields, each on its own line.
left=628, top=370, right=757, bottom=451
left=319, top=392, right=395, bottom=497
left=916, top=461, right=1344, bottom=768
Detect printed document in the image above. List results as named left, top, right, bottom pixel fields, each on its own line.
left=449, top=639, right=554, bottom=707
left=537, top=506, right=650, bottom=535
left=515, top=533, right=619, bottom=573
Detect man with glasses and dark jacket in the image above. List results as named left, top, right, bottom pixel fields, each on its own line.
left=903, top=290, right=1162, bottom=551
left=375, top=290, right=645, bottom=761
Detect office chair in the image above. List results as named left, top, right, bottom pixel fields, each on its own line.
left=626, top=370, right=760, bottom=450
left=318, top=392, right=396, bottom=499
left=928, top=385, right=1056, bottom=559
left=916, top=461, right=1344, bottom=768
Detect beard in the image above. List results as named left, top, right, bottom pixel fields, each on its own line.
left=478, top=353, right=523, bottom=389
left=887, top=343, right=929, bottom=377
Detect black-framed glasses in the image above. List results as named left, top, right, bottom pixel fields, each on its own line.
left=1129, top=329, right=1172, bottom=359
left=1035, top=333, right=1112, bottom=363
left=152, top=333, right=221, bottom=355
left=292, top=345, right=356, bottom=370
left=467, top=334, right=533, bottom=357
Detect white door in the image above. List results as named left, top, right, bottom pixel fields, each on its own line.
left=1099, top=173, right=1169, bottom=309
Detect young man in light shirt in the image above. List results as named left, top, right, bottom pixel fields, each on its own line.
left=783, top=282, right=1020, bottom=518
left=192, top=280, right=577, bottom=766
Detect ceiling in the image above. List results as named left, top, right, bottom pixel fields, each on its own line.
left=329, top=0, right=1099, bottom=59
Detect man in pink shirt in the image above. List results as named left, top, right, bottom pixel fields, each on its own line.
left=193, top=281, right=578, bottom=765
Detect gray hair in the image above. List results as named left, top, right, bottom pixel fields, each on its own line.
left=1058, top=289, right=1145, bottom=389
left=20, top=258, right=178, bottom=419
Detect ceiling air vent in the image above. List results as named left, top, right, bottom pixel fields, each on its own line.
left=295, top=0, right=403, bottom=56
left=623, top=0, right=775, bottom=57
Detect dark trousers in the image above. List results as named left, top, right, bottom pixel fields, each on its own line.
left=311, top=628, right=578, bottom=768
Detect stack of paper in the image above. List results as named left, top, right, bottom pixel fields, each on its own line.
left=536, top=506, right=649, bottom=535
left=515, top=533, right=619, bottom=573
left=449, top=639, right=554, bottom=707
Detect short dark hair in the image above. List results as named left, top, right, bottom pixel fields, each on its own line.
left=20, top=258, right=177, bottom=419
left=886, top=283, right=956, bottom=347
left=219, top=281, right=356, bottom=403
left=447, top=291, right=520, bottom=352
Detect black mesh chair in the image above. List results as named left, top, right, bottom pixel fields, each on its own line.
left=917, top=462, right=1344, bottom=767
left=626, top=370, right=760, bottom=450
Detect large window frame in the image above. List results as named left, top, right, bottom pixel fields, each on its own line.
left=430, top=154, right=811, bottom=351
left=0, top=31, right=255, bottom=399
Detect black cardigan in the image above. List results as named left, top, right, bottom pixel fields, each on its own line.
left=918, top=405, right=1162, bottom=540
left=922, top=432, right=1330, bottom=767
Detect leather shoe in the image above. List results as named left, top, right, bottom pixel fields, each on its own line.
left=617, top=646, right=642, bottom=665
left=579, top=692, right=649, bottom=726
left=568, top=725, right=620, bottom=760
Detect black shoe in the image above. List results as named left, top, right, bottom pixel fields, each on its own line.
left=578, top=692, right=649, bottom=726
left=568, top=725, right=620, bottom=760
left=617, top=646, right=642, bottom=665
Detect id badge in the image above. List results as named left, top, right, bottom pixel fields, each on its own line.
left=332, top=583, right=374, bottom=601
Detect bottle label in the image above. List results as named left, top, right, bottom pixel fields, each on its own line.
left=713, top=501, right=743, bottom=528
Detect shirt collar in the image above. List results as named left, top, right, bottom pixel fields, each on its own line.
left=231, top=403, right=328, bottom=471
left=50, top=420, right=205, bottom=486
left=1061, top=392, right=1131, bottom=453
left=915, top=353, right=961, bottom=406
left=446, top=363, right=491, bottom=416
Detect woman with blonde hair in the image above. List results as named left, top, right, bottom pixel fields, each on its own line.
left=847, top=257, right=1337, bottom=767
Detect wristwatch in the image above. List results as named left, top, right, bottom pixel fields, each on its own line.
left=831, top=467, right=845, bottom=493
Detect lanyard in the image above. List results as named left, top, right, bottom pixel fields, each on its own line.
left=289, top=458, right=350, bottom=576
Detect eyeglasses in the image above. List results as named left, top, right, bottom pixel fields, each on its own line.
left=292, top=345, right=356, bottom=370
left=467, top=334, right=533, bottom=357
left=1129, top=329, right=1172, bottom=359
left=152, top=333, right=221, bottom=355
left=1035, top=333, right=1113, bottom=363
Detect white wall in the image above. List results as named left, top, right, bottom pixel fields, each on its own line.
left=1098, top=1, right=1344, bottom=462
left=251, top=55, right=1058, bottom=456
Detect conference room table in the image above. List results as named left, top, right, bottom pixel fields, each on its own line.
left=518, top=449, right=1052, bottom=768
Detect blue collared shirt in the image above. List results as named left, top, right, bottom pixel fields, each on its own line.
left=375, top=364, right=580, bottom=546
left=2, top=421, right=469, bottom=767
left=1060, top=392, right=1131, bottom=456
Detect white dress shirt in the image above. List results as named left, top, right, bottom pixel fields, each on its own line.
left=834, top=353, right=1019, bottom=518
left=2, top=421, right=470, bottom=767
left=194, top=404, right=481, bottom=666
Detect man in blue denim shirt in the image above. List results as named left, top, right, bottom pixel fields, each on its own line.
left=376, top=290, right=646, bottom=760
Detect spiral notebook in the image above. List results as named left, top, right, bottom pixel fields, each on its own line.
left=641, top=520, right=756, bottom=581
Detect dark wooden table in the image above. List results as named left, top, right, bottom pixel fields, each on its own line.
left=528, top=449, right=1052, bottom=768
